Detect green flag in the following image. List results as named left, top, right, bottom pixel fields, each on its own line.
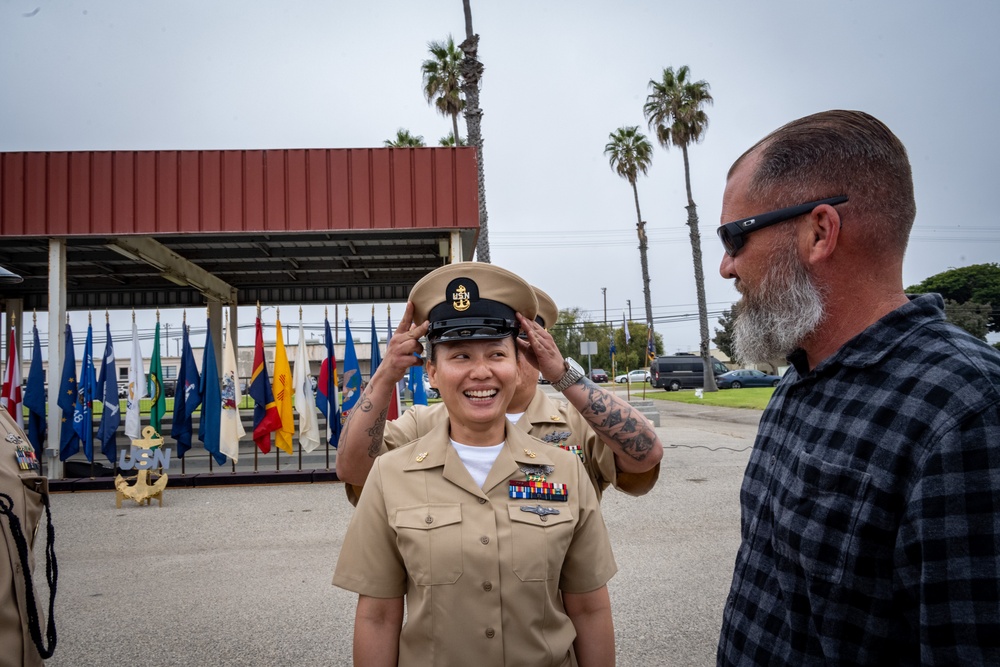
left=149, top=320, right=166, bottom=437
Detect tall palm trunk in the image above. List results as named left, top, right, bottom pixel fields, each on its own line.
left=631, top=180, right=654, bottom=345
left=681, top=144, right=718, bottom=391
left=460, top=0, right=490, bottom=263
left=450, top=112, right=459, bottom=148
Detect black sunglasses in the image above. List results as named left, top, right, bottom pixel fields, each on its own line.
left=717, top=196, right=848, bottom=257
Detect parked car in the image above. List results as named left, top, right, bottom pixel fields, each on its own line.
left=716, top=369, right=781, bottom=389
left=422, top=374, right=439, bottom=400
left=615, top=369, right=651, bottom=384
left=118, top=381, right=129, bottom=399
left=650, top=354, right=729, bottom=391
left=537, top=373, right=551, bottom=385
left=589, top=368, right=609, bottom=383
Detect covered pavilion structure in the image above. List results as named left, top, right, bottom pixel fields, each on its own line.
left=0, top=147, right=480, bottom=478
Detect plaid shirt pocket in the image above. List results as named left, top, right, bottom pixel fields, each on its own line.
left=771, top=450, right=872, bottom=584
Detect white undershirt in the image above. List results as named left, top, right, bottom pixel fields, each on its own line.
left=505, top=412, right=525, bottom=424
left=451, top=440, right=505, bottom=488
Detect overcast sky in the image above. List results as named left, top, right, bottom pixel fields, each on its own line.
left=2, top=0, right=999, bottom=355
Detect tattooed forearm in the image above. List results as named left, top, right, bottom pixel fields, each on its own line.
left=575, top=389, right=658, bottom=462
left=366, top=407, right=389, bottom=458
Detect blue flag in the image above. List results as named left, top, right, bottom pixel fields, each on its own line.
left=409, top=366, right=428, bottom=406
left=315, top=315, right=341, bottom=448
left=24, top=325, right=46, bottom=452
left=341, top=318, right=362, bottom=414
left=198, top=320, right=225, bottom=466
left=171, top=323, right=202, bottom=458
left=57, top=323, right=79, bottom=460
left=370, top=314, right=382, bottom=378
left=73, top=323, right=97, bottom=462
left=96, top=322, right=121, bottom=465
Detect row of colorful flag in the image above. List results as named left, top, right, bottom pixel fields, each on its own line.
left=0, top=310, right=430, bottom=467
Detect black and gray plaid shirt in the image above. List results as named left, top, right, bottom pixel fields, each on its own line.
left=718, top=294, right=1000, bottom=666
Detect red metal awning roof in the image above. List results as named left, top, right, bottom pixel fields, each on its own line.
left=0, top=147, right=480, bottom=309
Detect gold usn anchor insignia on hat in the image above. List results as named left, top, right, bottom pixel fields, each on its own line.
left=452, top=284, right=471, bottom=312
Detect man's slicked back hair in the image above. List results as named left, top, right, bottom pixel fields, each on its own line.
left=730, top=110, right=916, bottom=255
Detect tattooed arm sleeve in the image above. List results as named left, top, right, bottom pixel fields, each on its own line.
left=560, top=378, right=663, bottom=474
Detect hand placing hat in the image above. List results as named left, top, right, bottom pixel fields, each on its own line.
left=377, top=301, right=430, bottom=384
left=408, top=262, right=538, bottom=341
left=516, top=312, right=567, bottom=383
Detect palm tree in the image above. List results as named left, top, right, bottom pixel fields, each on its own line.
left=605, top=126, right=655, bottom=340
left=421, top=36, right=464, bottom=151
left=383, top=129, right=426, bottom=148
left=438, top=131, right=468, bottom=147
left=643, top=65, right=717, bottom=391
left=458, top=1, right=491, bottom=262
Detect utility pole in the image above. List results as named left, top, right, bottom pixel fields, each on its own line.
left=626, top=299, right=632, bottom=322
left=601, top=287, right=607, bottom=327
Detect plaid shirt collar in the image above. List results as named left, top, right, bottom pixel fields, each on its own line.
left=787, top=293, right=945, bottom=377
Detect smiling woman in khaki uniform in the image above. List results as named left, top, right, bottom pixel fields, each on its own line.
left=333, top=263, right=616, bottom=667
left=337, top=285, right=663, bottom=507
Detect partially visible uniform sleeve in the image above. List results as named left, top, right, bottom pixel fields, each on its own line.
left=383, top=407, right=421, bottom=450
left=559, top=453, right=617, bottom=594
left=895, top=403, right=1000, bottom=665
left=334, top=457, right=408, bottom=598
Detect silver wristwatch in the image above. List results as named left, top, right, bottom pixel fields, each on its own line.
left=551, top=358, right=585, bottom=392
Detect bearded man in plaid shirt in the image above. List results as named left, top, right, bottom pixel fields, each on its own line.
left=715, top=110, right=1000, bottom=665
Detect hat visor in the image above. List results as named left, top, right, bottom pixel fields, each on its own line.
left=429, top=317, right=519, bottom=342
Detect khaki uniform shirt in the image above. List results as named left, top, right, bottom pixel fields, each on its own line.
left=0, top=409, right=46, bottom=667
left=346, top=386, right=659, bottom=504
left=334, top=420, right=616, bottom=667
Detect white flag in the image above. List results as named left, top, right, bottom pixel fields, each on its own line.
left=219, top=320, right=245, bottom=462
left=293, top=321, right=320, bottom=453
left=125, top=321, right=147, bottom=440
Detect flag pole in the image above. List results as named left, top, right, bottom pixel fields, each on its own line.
left=88, top=311, right=96, bottom=479
left=298, top=306, right=303, bottom=471
left=275, top=307, right=280, bottom=473
left=228, top=310, right=236, bottom=475
left=325, top=305, right=330, bottom=471
left=206, top=306, right=214, bottom=474
left=180, top=311, right=187, bottom=476
left=254, top=301, right=260, bottom=473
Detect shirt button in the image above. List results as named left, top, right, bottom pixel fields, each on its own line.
left=425, top=516, right=433, bottom=524
left=540, top=515, right=548, bottom=522
left=477, top=498, right=487, bottom=504
left=482, top=581, right=493, bottom=592
left=480, top=536, right=490, bottom=545
left=769, top=455, right=776, bottom=468
left=485, top=628, right=495, bottom=639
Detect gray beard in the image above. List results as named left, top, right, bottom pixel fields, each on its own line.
left=732, top=250, right=825, bottom=365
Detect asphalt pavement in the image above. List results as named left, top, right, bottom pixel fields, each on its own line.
left=41, top=389, right=760, bottom=667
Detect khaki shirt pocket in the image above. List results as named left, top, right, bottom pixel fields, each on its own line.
left=508, top=504, right=576, bottom=582
left=393, top=504, right=464, bottom=586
